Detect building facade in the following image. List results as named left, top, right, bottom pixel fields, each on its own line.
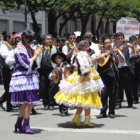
left=0, top=7, right=114, bottom=37
left=55, top=14, right=114, bottom=36
left=0, top=7, right=46, bottom=35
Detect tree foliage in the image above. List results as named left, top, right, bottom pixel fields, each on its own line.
left=1, top=0, right=140, bottom=35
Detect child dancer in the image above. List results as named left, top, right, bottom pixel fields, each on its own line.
left=51, top=52, right=69, bottom=116
left=54, top=40, right=104, bottom=127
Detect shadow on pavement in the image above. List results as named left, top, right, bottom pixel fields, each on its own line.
left=114, top=114, right=127, bottom=118
left=37, top=107, right=59, bottom=111
left=10, top=112, right=43, bottom=116
left=120, top=106, right=137, bottom=109
left=32, top=128, right=44, bottom=134
left=13, top=128, right=44, bottom=134
left=52, top=113, right=73, bottom=116
left=57, top=121, right=105, bottom=128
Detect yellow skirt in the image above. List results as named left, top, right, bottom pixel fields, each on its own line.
left=54, top=90, right=102, bottom=109
left=55, top=66, right=103, bottom=109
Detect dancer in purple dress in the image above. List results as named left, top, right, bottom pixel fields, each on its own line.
left=9, top=31, right=42, bottom=134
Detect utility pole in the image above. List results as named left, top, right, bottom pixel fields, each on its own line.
left=24, top=0, right=27, bottom=29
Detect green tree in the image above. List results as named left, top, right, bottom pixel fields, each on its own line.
left=0, top=0, right=54, bottom=35
left=0, top=0, right=78, bottom=36
left=1, top=0, right=140, bottom=36
left=97, top=0, right=140, bottom=34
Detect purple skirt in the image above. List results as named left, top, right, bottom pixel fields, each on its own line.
left=10, top=70, right=40, bottom=105
left=11, top=90, right=39, bottom=105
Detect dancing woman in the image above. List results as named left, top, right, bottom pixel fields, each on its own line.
left=9, top=31, right=42, bottom=134
left=54, top=40, right=104, bottom=127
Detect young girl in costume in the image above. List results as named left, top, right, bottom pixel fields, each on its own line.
left=9, top=31, right=42, bottom=134
left=50, top=52, right=69, bottom=116
left=54, top=40, right=104, bottom=127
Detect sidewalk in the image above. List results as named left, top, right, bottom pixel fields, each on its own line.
left=0, top=85, right=140, bottom=140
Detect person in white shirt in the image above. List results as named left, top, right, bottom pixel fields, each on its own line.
left=114, top=32, right=133, bottom=109
left=129, top=35, right=140, bottom=104
left=0, top=33, right=14, bottom=112
left=84, top=32, right=101, bottom=69
left=0, top=34, right=4, bottom=108
left=84, top=32, right=101, bottom=58
left=62, top=33, right=78, bottom=64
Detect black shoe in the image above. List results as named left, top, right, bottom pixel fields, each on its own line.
left=59, top=113, right=68, bottom=117
left=0, top=103, right=5, bottom=111
left=115, top=104, right=121, bottom=109
left=65, top=112, right=69, bottom=116
left=32, top=108, right=38, bottom=115
left=97, top=114, right=107, bottom=119
left=6, top=107, right=13, bottom=112
left=133, top=100, right=138, bottom=104
left=49, top=106, right=54, bottom=110
left=108, top=114, right=115, bottom=118
left=44, top=105, right=49, bottom=110
left=128, top=104, right=133, bottom=108
left=12, top=104, right=19, bottom=108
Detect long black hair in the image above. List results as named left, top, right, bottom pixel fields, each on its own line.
left=22, top=30, right=34, bottom=46
left=22, top=30, right=35, bottom=58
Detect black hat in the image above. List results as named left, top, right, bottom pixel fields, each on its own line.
left=51, top=52, right=67, bottom=64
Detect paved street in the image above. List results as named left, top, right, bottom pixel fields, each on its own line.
left=0, top=85, right=140, bottom=140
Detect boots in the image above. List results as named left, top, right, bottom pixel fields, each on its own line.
left=72, top=114, right=82, bottom=127
left=22, top=118, right=34, bottom=134
left=83, top=116, right=96, bottom=128
left=32, top=107, right=38, bottom=115
left=15, top=117, right=23, bottom=133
